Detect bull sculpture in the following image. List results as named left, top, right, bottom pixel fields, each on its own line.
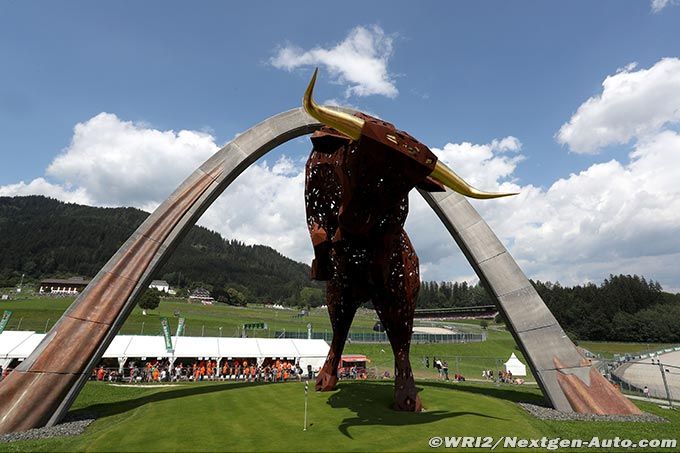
left=303, top=69, right=517, bottom=411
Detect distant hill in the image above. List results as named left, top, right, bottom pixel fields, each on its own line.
left=0, top=196, right=320, bottom=304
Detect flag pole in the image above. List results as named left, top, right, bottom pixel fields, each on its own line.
left=303, top=380, right=309, bottom=431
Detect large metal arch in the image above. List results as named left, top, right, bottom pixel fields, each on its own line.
left=0, top=107, right=637, bottom=434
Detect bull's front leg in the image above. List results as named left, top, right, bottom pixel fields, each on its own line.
left=316, top=278, right=360, bottom=391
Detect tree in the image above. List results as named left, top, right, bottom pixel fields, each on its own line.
left=480, top=319, right=489, bottom=330
left=226, top=288, right=247, bottom=306
left=138, top=288, right=161, bottom=315
left=299, top=286, right=324, bottom=307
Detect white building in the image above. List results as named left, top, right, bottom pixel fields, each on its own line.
left=149, top=280, right=170, bottom=293
left=39, top=277, right=90, bottom=295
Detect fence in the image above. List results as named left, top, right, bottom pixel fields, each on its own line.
left=610, top=360, right=679, bottom=406
left=415, top=354, right=535, bottom=382
left=275, top=330, right=486, bottom=344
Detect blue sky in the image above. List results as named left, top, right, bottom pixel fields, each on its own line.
left=2, top=1, right=680, bottom=290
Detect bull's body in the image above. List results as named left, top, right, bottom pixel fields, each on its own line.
left=304, top=116, right=442, bottom=411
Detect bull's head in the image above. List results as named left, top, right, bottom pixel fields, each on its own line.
left=303, top=68, right=517, bottom=201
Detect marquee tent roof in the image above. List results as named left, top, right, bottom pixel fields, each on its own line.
left=0, top=331, right=330, bottom=362
left=504, top=352, right=527, bottom=376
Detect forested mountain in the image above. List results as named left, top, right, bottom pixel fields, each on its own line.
left=534, top=275, right=680, bottom=343
left=0, top=196, right=320, bottom=303
left=419, top=275, right=680, bottom=342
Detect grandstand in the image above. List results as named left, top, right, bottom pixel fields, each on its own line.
left=414, top=305, right=498, bottom=320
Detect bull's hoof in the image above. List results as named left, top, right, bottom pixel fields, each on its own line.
left=393, top=392, right=422, bottom=412
left=315, top=370, right=338, bottom=391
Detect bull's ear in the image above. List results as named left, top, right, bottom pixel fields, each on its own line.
left=303, top=68, right=364, bottom=140
left=417, top=176, right=446, bottom=192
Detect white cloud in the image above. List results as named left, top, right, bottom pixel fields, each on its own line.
left=271, top=25, right=398, bottom=98
left=651, top=0, right=679, bottom=13
left=556, top=58, right=680, bottom=153
left=407, top=128, right=680, bottom=291
left=45, top=113, right=219, bottom=210
left=432, top=136, right=524, bottom=190
left=0, top=113, right=314, bottom=262
left=198, top=160, right=311, bottom=263
left=0, top=177, right=91, bottom=205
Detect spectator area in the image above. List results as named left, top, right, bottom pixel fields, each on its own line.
left=0, top=331, right=329, bottom=373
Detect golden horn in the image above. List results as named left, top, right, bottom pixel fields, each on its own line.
left=303, top=69, right=517, bottom=199
left=430, top=161, right=518, bottom=199
left=303, top=68, right=364, bottom=140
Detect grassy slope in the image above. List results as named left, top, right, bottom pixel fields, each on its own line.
left=0, top=381, right=677, bottom=452
left=0, top=297, right=379, bottom=337
left=346, top=329, right=531, bottom=380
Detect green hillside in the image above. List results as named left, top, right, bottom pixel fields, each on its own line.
left=0, top=196, right=319, bottom=304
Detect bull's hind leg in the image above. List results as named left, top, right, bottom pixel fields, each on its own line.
left=316, top=278, right=361, bottom=391
left=372, top=232, right=422, bottom=411
left=373, top=295, right=421, bottom=411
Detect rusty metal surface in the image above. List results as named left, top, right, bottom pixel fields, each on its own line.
left=306, top=116, right=435, bottom=411
left=554, top=358, right=642, bottom=415
left=0, top=371, right=80, bottom=433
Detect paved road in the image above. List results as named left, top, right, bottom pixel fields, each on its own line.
left=614, top=350, right=680, bottom=400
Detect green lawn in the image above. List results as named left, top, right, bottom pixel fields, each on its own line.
left=0, top=297, right=381, bottom=337
left=346, top=329, right=532, bottom=381
left=0, top=380, right=677, bottom=452
left=2, top=297, right=680, bottom=451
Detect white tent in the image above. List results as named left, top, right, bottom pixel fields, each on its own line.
left=216, top=337, right=261, bottom=360
left=291, top=338, right=329, bottom=371
left=255, top=338, right=299, bottom=360
left=174, top=337, right=220, bottom=359
left=504, top=353, right=527, bottom=376
left=102, top=335, right=134, bottom=359
left=0, top=331, right=330, bottom=370
left=0, top=331, right=34, bottom=358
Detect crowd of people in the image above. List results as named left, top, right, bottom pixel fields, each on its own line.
left=91, top=358, right=315, bottom=384
left=482, top=369, right=524, bottom=385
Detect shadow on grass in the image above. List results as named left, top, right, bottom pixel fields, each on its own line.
left=327, top=382, right=503, bottom=438
left=72, top=382, right=256, bottom=418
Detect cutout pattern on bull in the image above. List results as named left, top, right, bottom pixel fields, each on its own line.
left=302, top=69, right=515, bottom=411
